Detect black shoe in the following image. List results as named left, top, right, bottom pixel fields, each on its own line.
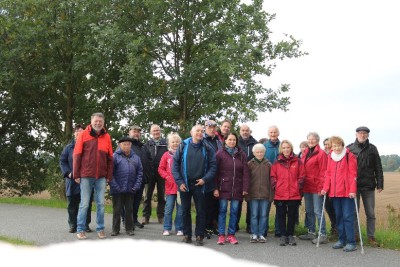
left=85, top=227, right=93, bottom=233
left=126, top=231, right=135, bottom=236
left=275, top=233, right=281, bottom=238
left=134, top=221, right=144, bottom=229
left=195, top=236, right=204, bottom=246
left=69, top=228, right=77, bottom=233
left=280, top=236, right=287, bottom=246
left=111, top=231, right=119, bottom=236
left=182, top=236, right=192, bottom=244
left=246, top=226, right=251, bottom=234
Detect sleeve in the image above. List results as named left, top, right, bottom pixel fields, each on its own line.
left=133, top=156, right=143, bottom=191
left=202, top=146, right=217, bottom=183
left=317, top=152, right=328, bottom=191
left=141, top=146, right=152, bottom=184
left=348, top=152, right=358, bottom=194
left=242, top=153, right=250, bottom=193
left=59, top=146, right=71, bottom=178
left=297, top=159, right=305, bottom=192
left=373, top=146, right=384, bottom=189
left=158, top=152, right=169, bottom=180
left=109, top=155, right=121, bottom=193
left=73, top=133, right=84, bottom=179
left=322, top=158, right=331, bottom=193
left=270, top=163, right=277, bottom=191
left=172, top=144, right=185, bottom=187
left=106, top=135, right=114, bottom=182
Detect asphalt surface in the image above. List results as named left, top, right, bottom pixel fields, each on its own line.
left=0, top=203, right=399, bottom=266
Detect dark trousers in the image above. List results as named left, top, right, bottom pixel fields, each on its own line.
left=112, top=193, right=134, bottom=232
left=236, top=200, right=251, bottom=230
left=267, top=201, right=281, bottom=234
left=67, top=191, right=93, bottom=229
left=142, top=175, right=166, bottom=219
left=275, top=200, right=300, bottom=237
left=325, top=196, right=337, bottom=231
left=133, top=183, right=145, bottom=223
left=180, top=181, right=206, bottom=238
left=205, top=191, right=219, bottom=230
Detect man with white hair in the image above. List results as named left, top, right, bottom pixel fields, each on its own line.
left=172, top=125, right=217, bottom=246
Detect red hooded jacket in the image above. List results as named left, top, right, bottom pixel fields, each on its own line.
left=301, top=145, right=327, bottom=193
left=323, top=149, right=358, bottom=197
left=158, top=151, right=178, bottom=195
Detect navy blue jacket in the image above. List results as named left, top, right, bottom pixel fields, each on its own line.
left=59, top=139, right=80, bottom=197
left=172, top=137, right=217, bottom=193
left=110, top=147, right=143, bottom=194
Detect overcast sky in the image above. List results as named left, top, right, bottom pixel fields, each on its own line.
left=247, top=0, right=400, bottom=155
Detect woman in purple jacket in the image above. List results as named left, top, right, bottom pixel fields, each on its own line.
left=214, top=133, right=250, bottom=245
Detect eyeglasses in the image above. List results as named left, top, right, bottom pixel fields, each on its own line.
left=206, top=123, right=217, bottom=127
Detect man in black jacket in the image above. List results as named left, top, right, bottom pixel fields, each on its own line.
left=347, top=126, right=384, bottom=247
left=142, top=124, right=168, bottom=224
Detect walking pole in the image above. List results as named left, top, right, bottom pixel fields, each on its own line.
left=354, top=197, right=365, bottom=254
left=316, top=194, right=326, bottom=248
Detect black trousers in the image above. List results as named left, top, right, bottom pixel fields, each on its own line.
left=325, top=196, right=337, bottom=231
left=275, top=200, right=300, bottom=237
left=205, top=190, right=219, bottom=230
left=112, top=193, right=134, bottom=232
left=142, top=175, right=166, bottom=219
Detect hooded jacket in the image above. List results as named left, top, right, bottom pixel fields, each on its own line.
left=158, top=151, right=178, bottom=195
left=110, top=147, right=143, bottom=194
left=271, top=153, right=305, bottom=201
left=323, top=149, right=357, bottom=197
left=73, top=125, right=113, bottom=181
left=301, top=144, right=327, bottom=193
left=215, top=146, right=250, bottom=201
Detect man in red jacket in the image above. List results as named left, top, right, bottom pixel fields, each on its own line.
left=73, top=112, right=114, bottom=240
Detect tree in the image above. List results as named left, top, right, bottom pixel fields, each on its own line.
left=118, top=0, right=306, bottom=134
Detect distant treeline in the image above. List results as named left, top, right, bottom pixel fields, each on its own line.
left=380, top=155, right=400, bottom=172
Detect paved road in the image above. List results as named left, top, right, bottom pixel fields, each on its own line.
left=0, top=203, right=399, bottom=266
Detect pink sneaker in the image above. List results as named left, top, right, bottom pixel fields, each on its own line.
left=217, top=234, right=225, bottom=245
left=226, top=234, right=238, bottom=244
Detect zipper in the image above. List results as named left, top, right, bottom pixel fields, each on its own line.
left=232, top=156, right=235, bottom=198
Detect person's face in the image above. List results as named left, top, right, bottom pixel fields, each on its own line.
left=356, top=131, right=369, bottom=143
left=324, top=141, right=332, bottom=152
left=281, top=142, right=292, bottom=158
left=220, top=122, right=231, bottom=136
left=268, top=127, right=279, bottom=141
left=300, top=144, right=307, bottom=153
left=119, top=141, right=132, bottom=155
left=169, top=138, right=180, bottom=151
left=332, top=142, right=344, bottom=155
left=91, top=116, right=104, bottom=133
left=191, top=126, right=203, bottom=143
left=307, top=134, right=318, bottom=148
left=253, top=149, right=265, bottom=161
left=74, top=128, right=83, bottom=140
left=240, top=126, right=251, bottom=139
left=225, top=134, right=237, bottom=149
left=205, top=125, right=216, bottom=137
left=129, top=129, right=141, bottom=140
left=151, top=126, right=161, bottom=140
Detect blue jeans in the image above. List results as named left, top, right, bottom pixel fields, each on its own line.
left=356, top=190, right=376, bottom=238
left=218, top=199, right=239, bottom=235
left=250, top=199, right=270, bottom=236
left=164, top=194, right=183, bottom=231
left=333, top=197, right=356, bottom=245
left=77, top=177, right=106, bottom=233
left=303, top=193, right=326, bottom=235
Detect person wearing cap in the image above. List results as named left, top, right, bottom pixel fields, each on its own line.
left=142, top=124, right=168, bottom=224
left=203, top=119, right=223, bottom=238
left=59, top=124, right=94, bottom=234
left=73, top=112, right=114, bottom=240
left=110, top=136, right=143, bottom=236
left=347, top=126, right=384, bottom=247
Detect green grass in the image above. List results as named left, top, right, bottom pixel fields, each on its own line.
left=0, top=236, right=35, bottom=246
left=1, top=197, right=399, bottom=250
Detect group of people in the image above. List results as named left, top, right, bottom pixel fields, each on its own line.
left=60, top=113, right=384, bottom=252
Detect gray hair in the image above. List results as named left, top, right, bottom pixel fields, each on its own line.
left=252, top=143, right=266, bottom=153
left=307, top=132, right=320, bottom=142
left=91, top=112, right=104, bottom=119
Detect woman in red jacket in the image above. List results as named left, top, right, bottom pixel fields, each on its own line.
left=271, top=140, right=305, bottom=246
left=321, top=136, right=358, bottom=252
left=214, top=132, right=250, bottom=245
left=158, top=133, right=183, bottom=236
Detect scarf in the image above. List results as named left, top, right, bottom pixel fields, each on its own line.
left=225, top=146, right=237, bottom=156
left=331, top=148, right=346, bottom=162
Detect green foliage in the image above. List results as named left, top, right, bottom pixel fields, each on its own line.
left=380, top=155, right=400, bottom=172
left=0, top=0, right=306, bottom=194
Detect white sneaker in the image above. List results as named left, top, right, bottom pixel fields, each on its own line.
left=259, top=235, right=266, bottom=243
left=163, top=230, right=170, bottom=236
left=176, top=231, right=184, bottom=236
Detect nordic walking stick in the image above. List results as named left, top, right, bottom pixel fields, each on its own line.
left=316, top=194, right=326, bottom=247
left=354, top=197, right=365, bottom=254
